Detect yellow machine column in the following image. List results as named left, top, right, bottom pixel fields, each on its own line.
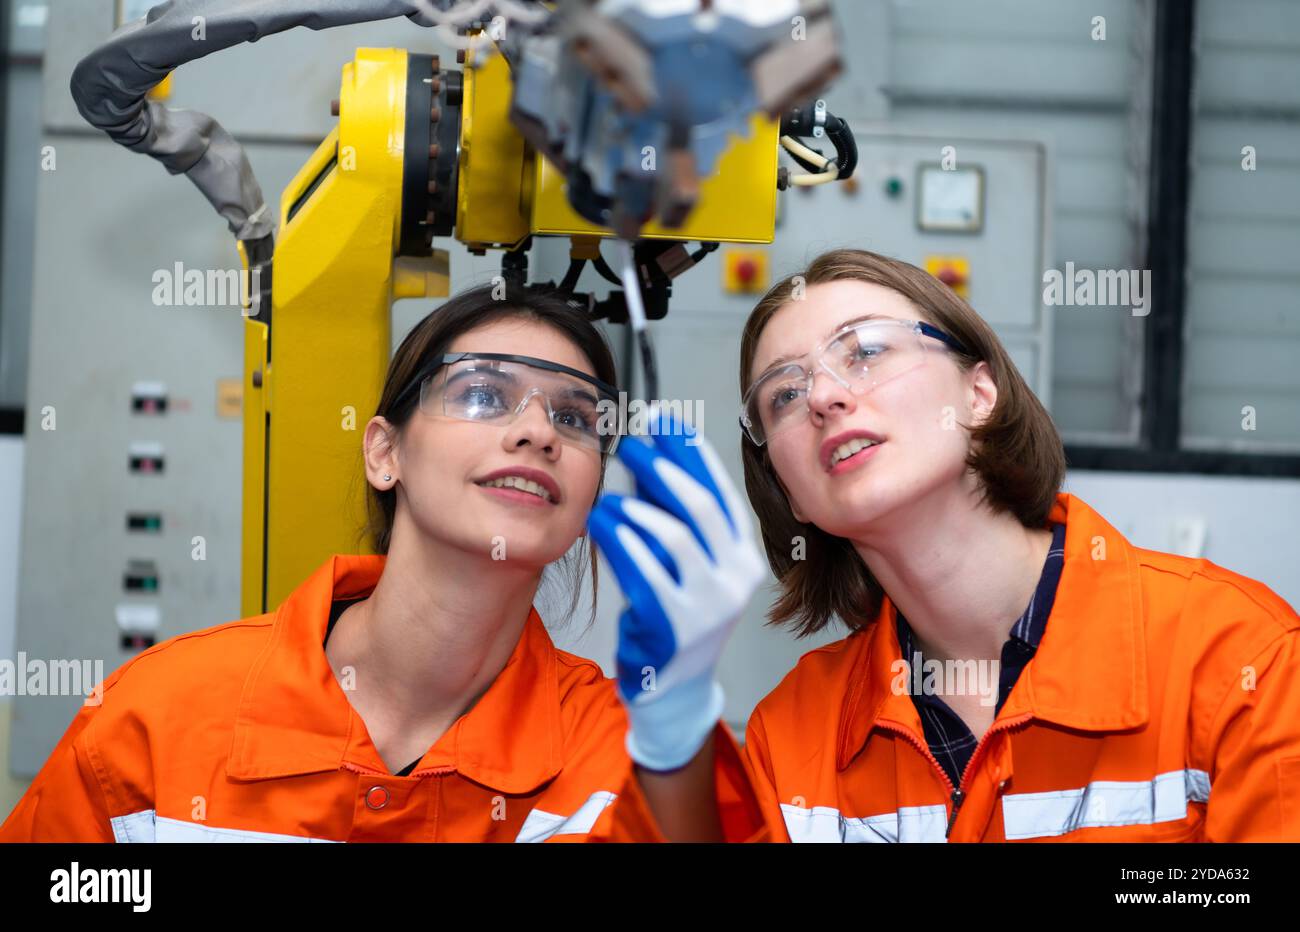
left=242, top=48, right=449, bottom=615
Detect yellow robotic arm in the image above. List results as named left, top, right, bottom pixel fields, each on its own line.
left=71, top=1, right=851, bottom=613
left=246, top=43, right=786, bottom=612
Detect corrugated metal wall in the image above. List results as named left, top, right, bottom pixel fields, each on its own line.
left=1184, top=0, right=1300, bottom=451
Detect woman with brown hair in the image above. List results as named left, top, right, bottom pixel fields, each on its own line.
left=1, top=282, right=766, bottom=843
left=730, top=247, right=1300, bottom=842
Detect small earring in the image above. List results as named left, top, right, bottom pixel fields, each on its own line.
left=382, top=474, right=392, bottom=482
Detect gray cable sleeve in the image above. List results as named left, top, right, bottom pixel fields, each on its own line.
left=69, top=0, right=426, bottom=241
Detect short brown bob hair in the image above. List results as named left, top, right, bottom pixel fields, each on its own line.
left=738, top=248, right=1065, bottom=637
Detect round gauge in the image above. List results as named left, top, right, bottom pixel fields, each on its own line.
left=917, top=165, right=985, bottom=233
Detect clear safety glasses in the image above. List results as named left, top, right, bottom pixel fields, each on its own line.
left=398, top=353, right=621, bottom=455
left=739, top=318, right=970, bottom=446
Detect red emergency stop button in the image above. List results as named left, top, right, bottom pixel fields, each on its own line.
left=924, top=256, right=970, bottom=298
left=723, top=249, right=769, bottom=293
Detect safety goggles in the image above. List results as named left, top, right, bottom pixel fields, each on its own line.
left=394, top=353, right=621, bottom=455
left=739, top=318, right=970, bottom=446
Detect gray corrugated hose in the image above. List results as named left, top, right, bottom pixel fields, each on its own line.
left=69, top=0, right=427, bottom=243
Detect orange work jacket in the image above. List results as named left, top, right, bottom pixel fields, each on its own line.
left=1, top=554, right=767, bottom=843
left=743, top=493, right=1300, bottom=842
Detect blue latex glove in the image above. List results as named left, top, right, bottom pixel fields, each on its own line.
left=588, top=410, right=766, bottom=771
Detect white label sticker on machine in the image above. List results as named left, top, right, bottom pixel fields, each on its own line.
left=115, top=603, right=161, bottom=636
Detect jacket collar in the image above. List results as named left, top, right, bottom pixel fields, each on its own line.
left=228, top=554, right=565, bottom=794
left=837, top=493, right=1150, bottom=771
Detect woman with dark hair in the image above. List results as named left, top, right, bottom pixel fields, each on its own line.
left=1, top=282, right=767, bottom=843
left=728, top=248, right=1300, bottom=842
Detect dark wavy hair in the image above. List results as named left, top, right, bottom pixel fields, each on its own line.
left=358, top=282, right=619, bottom=628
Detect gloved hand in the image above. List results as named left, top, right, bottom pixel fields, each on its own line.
left=588, top=410, right=767, bottom=771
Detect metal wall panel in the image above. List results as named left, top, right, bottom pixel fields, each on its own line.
left=883, top=0, right=1148, bottom=442
left=1183, top=0, right=1300, bottom=451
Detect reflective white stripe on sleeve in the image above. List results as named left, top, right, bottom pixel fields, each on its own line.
left=110, top=809, right=340, bottom=843
left=514, top=790, right=618, bottom=843
left=780, top=803, right=949, bottom=843
left=110, top=810, right=156, bottom=843
left=1001, top=768, right=1211, bottom=840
